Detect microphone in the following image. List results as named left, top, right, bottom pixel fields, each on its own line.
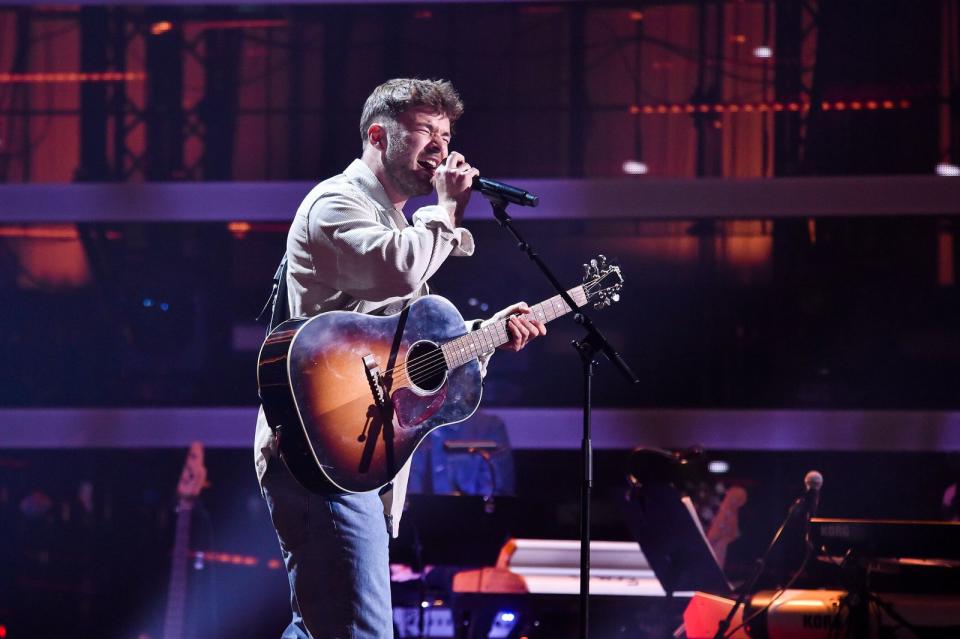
left=803, top=470, right=823, bottom=517
left=472, top=176, right=540, bottom=207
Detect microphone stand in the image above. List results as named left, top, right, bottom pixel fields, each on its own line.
left=485, top=196, right=638, bottom=639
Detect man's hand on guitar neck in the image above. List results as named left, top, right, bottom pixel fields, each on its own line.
left=482, top=302, right=546, bottom=352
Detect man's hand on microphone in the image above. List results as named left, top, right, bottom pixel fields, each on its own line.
left=434, top=151, right=479, bottom=227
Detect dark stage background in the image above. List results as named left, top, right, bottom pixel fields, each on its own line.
left=1, top=0, right=960, bottom=637
left=2, top=447, right=958, bottom=637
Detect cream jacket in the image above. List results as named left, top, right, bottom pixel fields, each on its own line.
left=255, top=159, right=483, bottom=537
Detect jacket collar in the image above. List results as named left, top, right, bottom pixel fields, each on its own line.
left=344, top=159, right=399, bottom=214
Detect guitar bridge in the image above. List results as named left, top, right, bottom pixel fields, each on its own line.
left=362, top=354, right=388, bottom=408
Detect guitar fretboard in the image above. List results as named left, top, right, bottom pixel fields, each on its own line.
left=162, top=498, right=194, bottom=639
left=441, top=286, right=587, bottom=369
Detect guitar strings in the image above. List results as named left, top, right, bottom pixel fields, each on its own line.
left=379, top=335, right=464, bottom=384
left=378, top=320, right=497, bottom=387
left=377, top=281, right=598, bottom=386
left=379, top=312, right=507, bottom=382
left=385, top=325, right=490, bottom=386
left=378, top=316, right=508, bottom=386
left=389, top=352, right=445, bottom=385
left=385, top=305, right=524, bottom=383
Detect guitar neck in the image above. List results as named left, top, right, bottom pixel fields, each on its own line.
left=162, top=497, right=194, bottom=639
left=441, top=285, right=586, bottom=369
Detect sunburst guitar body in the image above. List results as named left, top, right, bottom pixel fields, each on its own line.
left=258, top=257, right=624, bottom=494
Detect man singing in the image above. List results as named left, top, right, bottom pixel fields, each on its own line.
left=254, top=78, right=545, bottom=638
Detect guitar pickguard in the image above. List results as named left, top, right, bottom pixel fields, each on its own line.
left=391, top=385, right=449, bottom=429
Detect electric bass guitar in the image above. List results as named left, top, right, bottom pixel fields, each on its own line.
left=258, top=256, right=624, bottom=494
left=162, top=442, right=207, bottom=639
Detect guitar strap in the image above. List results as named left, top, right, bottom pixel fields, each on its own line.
left=258, top=255, right=290, bottom=335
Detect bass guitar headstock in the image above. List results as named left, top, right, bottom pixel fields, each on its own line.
left=581, top=255, right=624, bottom=309
left=176, top=441, right=207, bottom=506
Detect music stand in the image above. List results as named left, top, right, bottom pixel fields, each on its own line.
left=623, top=483, right=733, bottom=595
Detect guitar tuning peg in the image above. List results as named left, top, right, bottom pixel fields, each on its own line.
left=611, top=293, right=620, bottom=303
left=590, top=258, right=598, bottom=269
left=597, top=255, right=607, bottom=269
left=582, top=264, right=592, bottom=279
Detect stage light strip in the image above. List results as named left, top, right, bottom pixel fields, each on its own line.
left=193, top=18, right=288, bottom=29
left=190, top=550, right=282, bottom=569
left=0, top=225, right=79, bottom=239
left=0, top=71, right=145, bottom=84
left=150, top=18, right=288, bottom=33
left=629, top=99, right=911, bottom=115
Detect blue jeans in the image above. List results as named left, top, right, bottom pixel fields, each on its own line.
left=261, top=457, right=394, bottom=639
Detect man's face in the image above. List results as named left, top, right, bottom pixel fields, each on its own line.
left=381, top=106, right=452, bottom=199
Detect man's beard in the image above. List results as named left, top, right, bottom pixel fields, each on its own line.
left=383, top=128, right=433, bottom=198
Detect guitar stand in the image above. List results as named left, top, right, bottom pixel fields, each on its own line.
left=484, top=195, right=638, bottom=639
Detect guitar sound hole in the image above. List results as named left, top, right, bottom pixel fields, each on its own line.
left=406, top=341, right=446, bottom=393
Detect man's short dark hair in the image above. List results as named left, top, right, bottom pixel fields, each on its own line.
left=359, top=78, right=464, bottom=146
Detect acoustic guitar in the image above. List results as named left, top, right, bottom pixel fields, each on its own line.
left=258, top=256, right=624, bottom=494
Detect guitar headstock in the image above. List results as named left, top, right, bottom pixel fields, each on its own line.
left=581, top=255, right=624, bottom=310
left=176, top=441, right=207, bottom=502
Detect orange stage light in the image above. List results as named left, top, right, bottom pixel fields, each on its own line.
left=0, top=225, right=78, bottom=239
left=227, top=222, right=252, bottom=233
left=0, top=71, right=144, bottom=84
left=625, top=99, right=910, bottom=117
left=150, top=20, right=173, bottom=35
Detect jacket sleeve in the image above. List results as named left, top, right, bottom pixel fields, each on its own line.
left=301, top=189, right=474, bottom=301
